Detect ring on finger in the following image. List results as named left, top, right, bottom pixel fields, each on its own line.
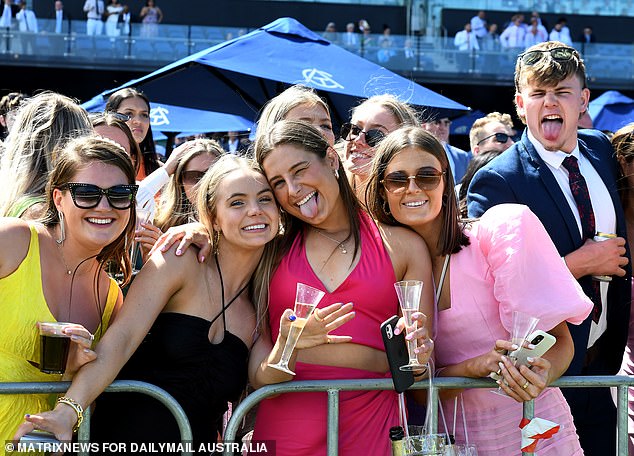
left=522, top=381, right=530, bottom=390
left=313, top=310, right=324, bottom=322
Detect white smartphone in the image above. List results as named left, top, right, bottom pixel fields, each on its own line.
left=508, top=330, right=557, bottom=367
left=489, top=330, right=556, bottom=380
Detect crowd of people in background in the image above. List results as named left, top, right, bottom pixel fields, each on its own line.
left=1, top=3, right=634, bottom=454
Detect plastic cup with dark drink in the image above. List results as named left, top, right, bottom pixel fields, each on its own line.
left=38, top=322, right=72, bottom=374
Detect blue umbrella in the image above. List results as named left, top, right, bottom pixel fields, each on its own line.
left=82, top=95, right=254, bottom=133
left=88, top=17, right=468, bottom=124
left=450, top=110, right=485, bottom=135
left=588, top=90, right=634, bottom=132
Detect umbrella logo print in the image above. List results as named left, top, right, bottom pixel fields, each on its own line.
left=302, top=68, right=344, bottom=90
left=150, top=106, right=171, bottom=127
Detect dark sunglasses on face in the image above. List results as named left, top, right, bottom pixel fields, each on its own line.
left=182, top=170, right=206, bottom=186
left=340, top=123, right=386, bottom=148
left=518, top=47, right=577, bottom=66
left=477, top=132, right=512, bottom=146
left=60, top=183, right=138, bottom=210
left=381, top=167, right=446, bottom=194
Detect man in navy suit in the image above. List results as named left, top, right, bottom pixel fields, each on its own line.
left=467, top=41, right=630, bottom=455
left=422, top=116, right=472, bottom=184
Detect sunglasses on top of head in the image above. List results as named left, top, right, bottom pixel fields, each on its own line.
left=340, top=123, right=386, bottom=148
left=518, top=47, right=577, bottom=66
left=476, top=132, right=512, bottom=146
left=60, top=183, right=138, bottom=210
left=381, top=168, right=446, bottom=194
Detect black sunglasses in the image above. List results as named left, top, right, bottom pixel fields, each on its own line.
left=340, top=123, right=386, bottom=147
left=60, top=183, right=138, bottom=210
left=518, top=47, right=577, bottom=66
left=476, top=132, right=512, bottom=146
left=182, top=170, right=206, bottom=186
left=381, top=168, right=446, bottom=194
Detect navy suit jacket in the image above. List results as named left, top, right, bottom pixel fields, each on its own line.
left=466, top=129, right=631, bottom=376
left=445, top=144, right=472, bottom=184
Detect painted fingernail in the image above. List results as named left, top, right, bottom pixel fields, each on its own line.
left=527, top=357, right=535, bottom=363
left=25, top=414, right=30, bottom=418
left=527, top=343, right=536, bottom=349
left=511, top=344, right=519, bottom=350
left=84, top=348, right=91, bottom=353
left=176, top=249, right=182, bottom=255
left=498, top=361, right=505, bottom=370
left=496, top=380, right=501, bottom=386
left=289, top=315, right=297, bottom=322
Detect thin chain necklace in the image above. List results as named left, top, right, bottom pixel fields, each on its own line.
left=312, top=228, right=349, bottom=254
left=56, top=241, right=73, bottom=275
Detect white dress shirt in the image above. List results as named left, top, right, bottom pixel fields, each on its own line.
left=528, top=129, right=615, bottom=346
left=16, top=9, right=37, bottom=32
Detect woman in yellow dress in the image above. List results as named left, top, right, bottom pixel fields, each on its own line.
left=0, top=136, right=137, bottom=448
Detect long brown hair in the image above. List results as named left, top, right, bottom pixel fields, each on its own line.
left=254, top=120, right=362, bottom=261
left=365, top=126, right=469, bottom=255
left=105, top=88, right=160, bottom=176
left=41, top=136, right=138, bottom=285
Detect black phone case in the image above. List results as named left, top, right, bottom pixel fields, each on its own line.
left=381, top=315, right=415, bottom=393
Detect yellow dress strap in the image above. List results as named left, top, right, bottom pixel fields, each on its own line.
left=95, top=278, right=120, bottom=340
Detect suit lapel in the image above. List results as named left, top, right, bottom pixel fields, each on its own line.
left=519, top=134, right=581, bottom=243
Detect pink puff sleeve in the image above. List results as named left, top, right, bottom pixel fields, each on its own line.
left=476, top=204, right=592, bottom=333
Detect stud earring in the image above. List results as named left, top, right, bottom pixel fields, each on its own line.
left=334, top=168, right=340, bottom=179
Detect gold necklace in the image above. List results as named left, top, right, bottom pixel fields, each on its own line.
left=56, top=243, right=73, bottom=275
left=312, top=228, right=349, bottom=254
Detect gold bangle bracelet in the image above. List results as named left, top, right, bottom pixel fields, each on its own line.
left=57, top=396, right=84, bottom=433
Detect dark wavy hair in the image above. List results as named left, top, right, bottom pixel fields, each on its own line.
left=105, top=87, right=160, bottom=176
left=365, top=126, right=469, bottom=256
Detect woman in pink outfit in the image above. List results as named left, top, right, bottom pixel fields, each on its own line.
left=612, top=123, right=634, bottom=455
left=365, top=126, right=593, bottom=455
left=250, top=120, right=435, bottom=456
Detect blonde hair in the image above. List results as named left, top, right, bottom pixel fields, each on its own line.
left=469, top=112, right=514, bottom=151
left=256, top=85, right=330, bottom=142
left=612, top=123, right=634, bottom=213
left=196, top=154, right=279, bottom=333
left=0, top=92, right=92, bottom=216
left=155, top=139, right=224, bottom=231
left=350, top=94, right=420, bottom=127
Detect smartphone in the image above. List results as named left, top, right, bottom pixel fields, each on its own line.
left=381, top=315, right=414, bottom=393
left=509, top=330, right=556, bottom=367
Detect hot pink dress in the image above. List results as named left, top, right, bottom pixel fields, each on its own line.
left=252, top=212, right=399, bottom=455
left=435, top=204, right=592, bottom=455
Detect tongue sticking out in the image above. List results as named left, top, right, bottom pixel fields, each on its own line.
left=299, top=193, right=319, bottom=218
left=542, top=119, right=563, bottom=141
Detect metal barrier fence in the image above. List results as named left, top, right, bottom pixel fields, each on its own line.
left=0, top=380, right=193, bottom=456
left=224, top=375, right=634, bottom=456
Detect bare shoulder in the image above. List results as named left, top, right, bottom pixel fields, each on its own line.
left=0, top=217, right=34, bottom=278
left=378, top=223, right=429, bottom=256
left=377, top=222, right=432, bottom=276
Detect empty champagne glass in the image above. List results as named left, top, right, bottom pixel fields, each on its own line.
left=394, top=280, right=427, bottom=371
left=269, top=282, right=325, bottom=376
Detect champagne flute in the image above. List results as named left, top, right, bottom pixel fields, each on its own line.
left=269, top=282, right=325, bottom=376
left=394, top=280, right=426, bottom=371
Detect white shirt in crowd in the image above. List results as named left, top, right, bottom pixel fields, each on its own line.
left=500, top=23, right=526, bottom=49
left=454, top=29, right=479, bottom=51
left=16, top=8, right=37, bottom=33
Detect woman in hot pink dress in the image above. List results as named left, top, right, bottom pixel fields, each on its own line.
left=365, top=126, right=593, bottom=455
left=250, top=120, right=435, bottom=456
